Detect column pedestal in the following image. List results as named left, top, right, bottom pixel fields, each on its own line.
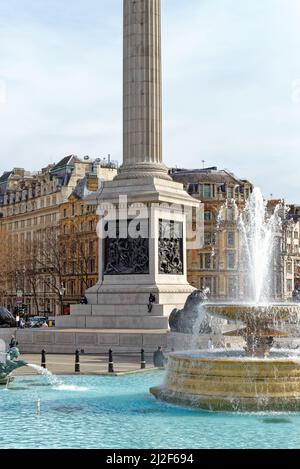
left=56, top=176, right=199, bottom=335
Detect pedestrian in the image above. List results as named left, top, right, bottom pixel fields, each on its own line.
left=19, top=318, right=25, bottom=329
left=9, top=336, right=18, bottom=349
left=80, top=295, right=88, bottom=305
left=153, top=346, right=165, bottom=368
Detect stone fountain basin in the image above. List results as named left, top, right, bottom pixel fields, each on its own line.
left=150, top=350, right=300, bottom=412
left=204, top=302, right=300, bottom=322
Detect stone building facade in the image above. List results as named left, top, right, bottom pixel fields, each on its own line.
left=286, top=204, right=300, bottom=295
left=171, top=167, right=253, bottom=300
left=273, top=202, right=300, bottom=300
left=59, top=175, right=100, bottom=311
left=0, top=156, right=117, bottom=315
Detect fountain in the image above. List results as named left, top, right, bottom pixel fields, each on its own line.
left=151, top=188, right=300, bottom=411
left=0, top=348, right=27, bottom=385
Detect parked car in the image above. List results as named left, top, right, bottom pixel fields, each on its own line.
left=28, top=316, right=48, bottom=328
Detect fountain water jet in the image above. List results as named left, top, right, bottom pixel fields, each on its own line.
left=151, top=188, right=300, bottom=411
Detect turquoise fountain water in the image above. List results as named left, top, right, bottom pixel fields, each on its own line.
left=1, top=371, right=300, bottom=449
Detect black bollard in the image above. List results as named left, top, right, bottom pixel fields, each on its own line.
left=141, top=349, right=146, bottom=369
left=108, top=349, right=114, bottom=373
left=41, top=349, right=46, bottom=369
left=75, top=349, right=80, bottom=373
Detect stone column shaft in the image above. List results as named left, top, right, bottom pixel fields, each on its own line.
left=118, top=0, right=169, bottom=180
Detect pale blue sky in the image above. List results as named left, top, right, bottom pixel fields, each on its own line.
left=1, top=0, right=300, bottom=201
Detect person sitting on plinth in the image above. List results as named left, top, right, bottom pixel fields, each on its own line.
left=148, top=293, right=156, bottom=313
left=80, top=295, right=88, bottom=305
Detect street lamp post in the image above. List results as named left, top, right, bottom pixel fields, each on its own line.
left=58, top=284, right=66, bottom=316
left=15, top=288, right=23, bottom=326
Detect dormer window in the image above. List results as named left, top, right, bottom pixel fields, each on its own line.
left=187, top=184, right=198, bottom=194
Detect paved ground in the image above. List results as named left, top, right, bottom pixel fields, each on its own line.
left=13, top=353, right=157, bottom=376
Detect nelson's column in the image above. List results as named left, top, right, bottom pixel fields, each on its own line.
left=56, top=0, right=201, bottom=350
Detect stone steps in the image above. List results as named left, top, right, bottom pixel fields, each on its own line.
left=69, top=304, right=181, bottom=317
left=55, top=314, right=169, bottom=330
left=85, top=291, right=192, bottom=307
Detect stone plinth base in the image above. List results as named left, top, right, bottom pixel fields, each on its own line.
left=54, top=282, right=195, bottom=331
left=167, top=332, right=244, bottom=351
left=15, top=328, right=168, bottom=354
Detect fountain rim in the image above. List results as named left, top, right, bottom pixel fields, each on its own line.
left=204, top=301, right=300, bottom=308
left=202, top=301, right=300, bottom=322
left=167, top=350, right=300, bottom=365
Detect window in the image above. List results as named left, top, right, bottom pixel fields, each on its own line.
left=71, top=242, right=76, bottom=255
left=287, top=279, right=293, bottom=292
left=69, top=281, right=75, bottom=296
left=204, top=232, right=215, bottom=246
left=200, top=253, right=215, bottom=270
left=227, top=252, right=235, bottom=269
left=202, top=277, right=217, bottom=296
left=227, top=231, right=235, bottom=247
left=203, top=184, right=212, bottom=199
left=227, top=207, right=235, bottom=222
left=187, top=184, right=199, bottom=194
left=89, top=259, right=95, bottom=273
left=227, top=187, right=234, bottom=199
left=204, top=211, right=213, bottom=221
left=228, top=277, right=238, bottom=298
